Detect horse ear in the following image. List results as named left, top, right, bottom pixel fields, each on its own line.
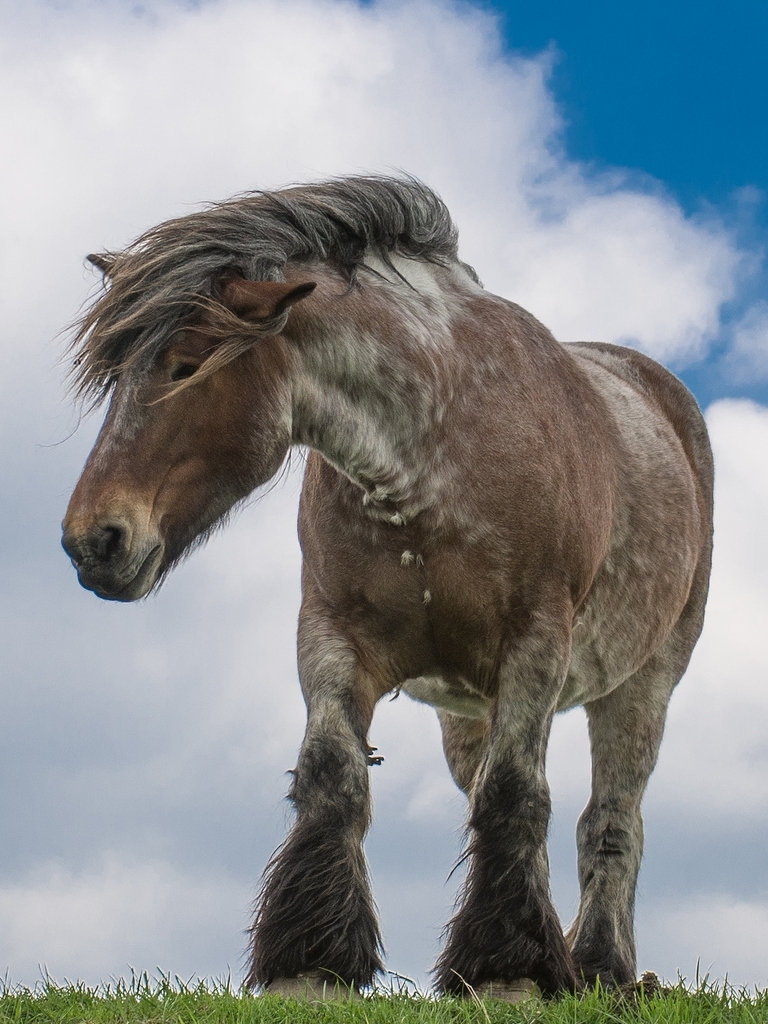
left=217, top=278, right=317, bottom=323
left=87, top=253, right=116, bottom=277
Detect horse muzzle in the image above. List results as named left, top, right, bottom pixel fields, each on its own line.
left=61, top=515, right=164, bottom=602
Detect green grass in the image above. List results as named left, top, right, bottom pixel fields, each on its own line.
left=1, top=975, right=767, bottom=1024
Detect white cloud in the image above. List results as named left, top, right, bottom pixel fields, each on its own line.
left=0, top=856, right=248, bottom=985
left=496, top=192, right=737, bottom=361
left=651, top=400, right=768, bottom=819
left=638, top=896, right=768, bottom=990
left=723, top=301, right=768, bottom=384
left=0, top=0, right=745, bottom=387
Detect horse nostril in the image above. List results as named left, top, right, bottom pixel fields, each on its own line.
left=96, top=524, right=124, bottom=562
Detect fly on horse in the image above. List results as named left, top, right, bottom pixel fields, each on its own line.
left=62, top=176, right=713, bottom=998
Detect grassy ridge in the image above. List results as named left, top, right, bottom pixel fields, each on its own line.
left=1, top=977, right=767, bottom=1024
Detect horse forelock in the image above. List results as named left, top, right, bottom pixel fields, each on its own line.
left=68, top=175, right=474, bottom=406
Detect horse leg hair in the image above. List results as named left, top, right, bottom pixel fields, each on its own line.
left=246, top=616, right=383, bottom=990
left=434, top=607, right=577, bottom=996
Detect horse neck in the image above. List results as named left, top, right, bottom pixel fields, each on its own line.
left=288, top=261, right=463, bottom=517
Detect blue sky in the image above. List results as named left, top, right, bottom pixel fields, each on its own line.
left=490, top=0, right=767, bottom=209
left=1, top=0, right=767, bottom=994
left=484, top=0, right=768, bottom=407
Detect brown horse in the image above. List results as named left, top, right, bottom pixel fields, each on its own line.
left=62, top=176, right=713, bottom=998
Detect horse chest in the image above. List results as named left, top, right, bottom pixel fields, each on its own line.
left=324, top=540, right=511, bottom=701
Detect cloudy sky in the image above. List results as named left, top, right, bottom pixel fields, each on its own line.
left=1, top=0, right=767, bottom=993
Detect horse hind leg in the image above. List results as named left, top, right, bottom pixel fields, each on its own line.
left=567, top=654, right=677, bottom=987
left=437, top=711, right=490, bottom=795
left=569, top=528, right=711, bottom=990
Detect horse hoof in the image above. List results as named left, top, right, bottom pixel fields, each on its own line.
left=265, top=975, right=359, bottom=1001
left=475, top=978, right=540, bottom=1002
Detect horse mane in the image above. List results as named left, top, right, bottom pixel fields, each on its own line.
left=69, top=175, right=477, bottom=405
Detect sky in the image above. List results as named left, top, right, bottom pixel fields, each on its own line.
left=1, top=0, right=767, bottom=994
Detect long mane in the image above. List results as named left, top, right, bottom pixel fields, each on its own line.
left=69, top=175, right=476, bottom=405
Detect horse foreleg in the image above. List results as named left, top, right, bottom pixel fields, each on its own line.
left=246, top=616, right=383, bottom=992
left=434, top=617, right=576, bottom=997
left=567, top=656, right=675, bottom=987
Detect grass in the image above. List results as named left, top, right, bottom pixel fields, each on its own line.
left=1, top=974, right=767, bottom=1024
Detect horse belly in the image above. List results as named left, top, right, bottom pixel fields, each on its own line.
left=400, top=674, right=492, bottom=719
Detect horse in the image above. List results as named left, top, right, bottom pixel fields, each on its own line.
left=61, top=176, right=713, bottom=999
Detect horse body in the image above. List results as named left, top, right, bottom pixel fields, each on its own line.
left=292, top=253, right=703, bottom=705
left=61, top=178, right=713, bottom=997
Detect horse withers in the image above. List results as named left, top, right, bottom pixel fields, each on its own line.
left=62, top=177, right=713, bottom=997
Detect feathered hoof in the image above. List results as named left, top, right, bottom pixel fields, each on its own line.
left=265, top=974, right=360, bottom=1001
left=474, top=978, right=540, bottom=1002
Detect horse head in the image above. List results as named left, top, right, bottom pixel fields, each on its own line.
left=62, top=274, right=315, bottom=601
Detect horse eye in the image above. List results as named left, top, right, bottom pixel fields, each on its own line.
left=169, top=362, right=198, bottom=382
